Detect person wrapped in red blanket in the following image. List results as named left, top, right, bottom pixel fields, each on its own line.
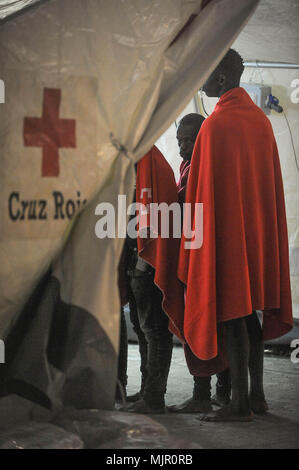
left=177, top=113, right=204, bottom=206
left=179, top=49, right=293, bottom=421
left=168, top=113, right=231, bottom=414
left=125, top=145, right=185, bottom=414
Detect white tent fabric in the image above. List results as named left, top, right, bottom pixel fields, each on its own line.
left=233, top=0, right=299, bottom=64
left=0, top=0, right=40, bottom=20
left=2, top=0, right=299, bottom=65
left=232, top=0, right=299, bottom=321
left=0, top=0, right=259, bottom=409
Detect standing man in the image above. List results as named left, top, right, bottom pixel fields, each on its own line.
left=116, top=227, right=148, bottom=405
left=179, top=49, right=293, bottom=421
left=177, top=114, right=205, bottom=206
left=125, top=146, right=185, bottom=414
left=169, top=113, right=231, bottom=414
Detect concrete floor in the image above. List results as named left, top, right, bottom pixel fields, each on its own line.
left=126, top=343, right=299, bottom=449
left=0, top=343, right=298, bottom=449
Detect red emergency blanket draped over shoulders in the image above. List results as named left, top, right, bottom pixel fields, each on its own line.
left=178, top=87, right=293, bottom=363
left=136, top=146, right=185, bottom=342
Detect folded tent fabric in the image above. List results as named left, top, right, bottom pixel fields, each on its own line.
left=178, top=87, right=293, bottom=367
left=136, top=146, right=185, bottom=342
left=0, top=0, right=260, bottom=408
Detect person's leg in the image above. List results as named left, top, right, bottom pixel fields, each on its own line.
left=193, top=376, right=211, bottom=402
left=115, top=307, right=128, bottom=403
left=168, top=374, right=212, bottom=413
left=246, top=311, right=268, bottom=413
left=211, top=368, right=231, bottom=406
left=127, top=291, right=148, bottom=402
left=127, top=270, right=173, bottom=413
left=200, top=317, right=252, bottom=422
left=141, top=282, right=173, bottom=409
left=223, top=317, right=251, bottom=415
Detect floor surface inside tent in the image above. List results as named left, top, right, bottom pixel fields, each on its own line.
left=0, top=343, right=298, bottom=449
left=126, top=344, right=299, bottom=449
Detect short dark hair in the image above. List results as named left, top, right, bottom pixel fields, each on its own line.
left=218, top=49, right=244, bottom=84
left=178, top=113, right=205, bottom=133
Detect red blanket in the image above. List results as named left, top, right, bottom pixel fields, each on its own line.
left=178, top=154, right=228, bottom=375
left=178, top=87, right=293, bottom=365
left=136, top=146, right=185, bottom=342
left=177, top=160, right=191, bottom=206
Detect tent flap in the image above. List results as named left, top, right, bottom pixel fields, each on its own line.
left=0, top=0, right=258, bottom=409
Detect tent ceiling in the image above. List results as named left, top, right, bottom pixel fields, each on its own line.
left=1, top=1, right=298, bottom=64
left=233, top=0, right=299, bottom=64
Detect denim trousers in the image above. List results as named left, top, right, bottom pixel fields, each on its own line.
left=130, top=268, right=173, bottom=407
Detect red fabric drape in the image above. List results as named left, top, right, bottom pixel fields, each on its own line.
left=136, top=146, right=185, bottom=341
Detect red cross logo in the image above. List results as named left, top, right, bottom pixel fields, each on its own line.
left=23, top=88, right=76, bottom=177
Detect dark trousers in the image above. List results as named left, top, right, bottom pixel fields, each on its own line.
left=130, top=268, right=173, bottom=407
left=193, top=369, right=231, bottom=400
left=117, top=294, right=148, bottom=395
left=117, top=307, right=128, bottom=392
left=128, top=288, right=148, bottom=394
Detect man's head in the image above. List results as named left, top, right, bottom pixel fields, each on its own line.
left=202, top=49, right=244, bottom=98
left=176, top=113, right=205, bottom=161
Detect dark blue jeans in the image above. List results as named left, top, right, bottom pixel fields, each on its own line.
left=128, top=286, right=148, bottom=394
left=130, top=268, right=173, bottom=407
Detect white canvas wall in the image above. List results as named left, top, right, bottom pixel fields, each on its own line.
left=242, top=67, right=299, bottom=321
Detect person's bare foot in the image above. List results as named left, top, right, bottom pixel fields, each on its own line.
left=250, top=394, right=269, bottom=414
left=126, top=392, right=142, bottom=403
left=211, top=393, right=231, bottom=407
left=167, top=397, right=212, bottom=414
left=197, top=404, right=254, bottom=422
left=121, top=398, right=165, bottom=414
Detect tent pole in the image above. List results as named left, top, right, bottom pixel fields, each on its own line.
left=244, top=61, right=299, bottom=69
